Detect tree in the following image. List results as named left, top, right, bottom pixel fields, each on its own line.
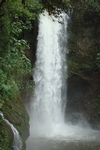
left=0, top=0, right=43, bottom=107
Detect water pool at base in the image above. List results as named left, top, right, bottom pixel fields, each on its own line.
left=26, top=124, right=100, bottom=150
left=27, top=136, right=100, bottom=150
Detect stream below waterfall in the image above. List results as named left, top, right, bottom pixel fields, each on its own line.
left=26, top=10, right=100, bottom=150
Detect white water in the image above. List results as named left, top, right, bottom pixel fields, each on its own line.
left=29, top=10, right=69, bottom=135
left=27, top=10, right=100, bottom=150
left=0, top=112, right=22, bottom=150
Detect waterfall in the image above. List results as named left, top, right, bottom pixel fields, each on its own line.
left=0, top=112, right=22, bottom=150
left=26, top=11, right=100, bottom=150
left=29, top=10, right=69, bottom=135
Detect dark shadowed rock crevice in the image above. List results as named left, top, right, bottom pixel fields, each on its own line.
left=66, top=74, right=100, bottom=130
left=28, top=21, right=38, bottom=67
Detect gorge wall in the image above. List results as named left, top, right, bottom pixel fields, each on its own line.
left=66, top=3, right=100, bottom=129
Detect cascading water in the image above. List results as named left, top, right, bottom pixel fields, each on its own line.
left=27, top=10, right=100, bottom=150
left=29, top=10, right=68, bottom=135
left=0, top=112, right=22, bottom=150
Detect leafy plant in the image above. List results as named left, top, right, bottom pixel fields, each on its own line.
left=0, top=0, right=43, bottom=108
left=96, top=53, right=100, bottom=68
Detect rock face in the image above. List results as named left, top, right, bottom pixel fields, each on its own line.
left=0, top=95, right=30, bottom=150
left=66, top=74, right=100, bottom=129
left=0, top=115, right=13, bottom=150
left=66, top=4, right=100, bottom=130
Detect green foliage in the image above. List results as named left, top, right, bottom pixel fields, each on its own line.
left=77, top=0, right=100, bottom=27
left=41, top=0, right=71, bottom=14
left=96, top=53, right=100, bottom=68
left=0, top=0, right=43, bottom=109
left=82, top=0, right=100, bottom=13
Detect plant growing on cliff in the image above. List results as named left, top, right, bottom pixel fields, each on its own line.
left=0, top=0, right=43, bottom=108
left=96, top=53, right=100, bottom=69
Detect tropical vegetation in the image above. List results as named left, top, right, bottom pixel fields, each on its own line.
left=0, top=0, right=100, bottom=149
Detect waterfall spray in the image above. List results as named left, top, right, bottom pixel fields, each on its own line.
left=0, top=112, right=22, bottom=150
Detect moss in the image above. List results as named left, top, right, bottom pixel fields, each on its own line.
left=0, top=93, right=29, bottom=150
left=0, top=116, right=13, bottom=150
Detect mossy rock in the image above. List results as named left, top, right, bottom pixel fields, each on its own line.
left=0, top=116, right=13, bottom=150
left=0, top=94, right=29, bottom=149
